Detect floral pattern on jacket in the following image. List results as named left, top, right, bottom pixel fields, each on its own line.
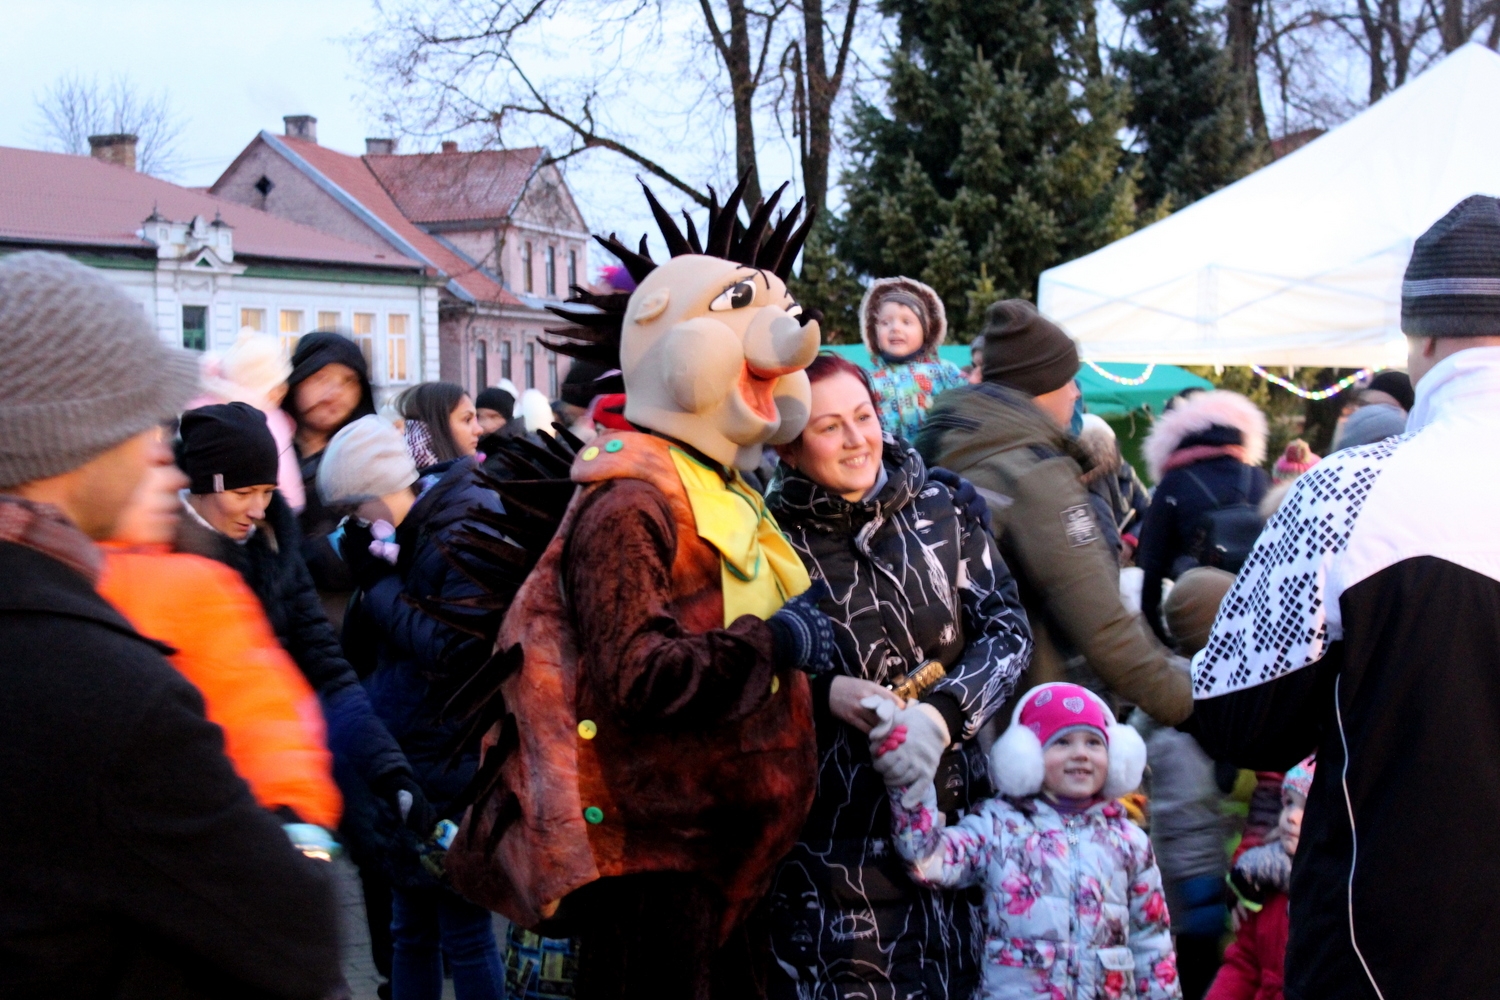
left=891, top=786, right=1182, bottom=1000
left=868, top=355, right=969, bottom=443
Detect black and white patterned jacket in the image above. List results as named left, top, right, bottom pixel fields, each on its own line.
left=1192, top=348, right=1500, bottom=1000
left=767, top=438, right=1031, bottom=743
left=762, top=438, right=1032, bottom=1000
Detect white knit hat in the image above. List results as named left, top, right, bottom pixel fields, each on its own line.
left=318, top=414, right=419, bottom=506
left=220, top=328, right=292, bottom=399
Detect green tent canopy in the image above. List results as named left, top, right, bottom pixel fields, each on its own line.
left=820, top=345, right=1211, bottom=415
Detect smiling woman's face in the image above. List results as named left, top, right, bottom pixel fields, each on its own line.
left=781, top=371, right=883, bottom=501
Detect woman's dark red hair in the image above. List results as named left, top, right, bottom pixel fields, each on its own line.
left=804, top=352, right=876, bottom=400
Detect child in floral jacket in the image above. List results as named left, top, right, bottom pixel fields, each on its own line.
left=869, top=682, right=1182, bottom=1000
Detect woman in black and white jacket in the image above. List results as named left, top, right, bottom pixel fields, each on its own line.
left=762, top=353, right=1032, bottom=1000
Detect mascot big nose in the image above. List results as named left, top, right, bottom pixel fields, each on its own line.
left=743, top=308, right=820, bottom=378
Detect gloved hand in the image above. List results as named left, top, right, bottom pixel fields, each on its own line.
left=338, top=517, right=399, bottom=590
left=868, top=700, right=950, bottom=789
left=927, top=466, right=992, bottom=534
left=374, top=770, right=436, bottom=837
left=768, top=578, right=836, bottom=675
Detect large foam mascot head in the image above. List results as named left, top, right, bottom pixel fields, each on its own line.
left=542, top=176, right=820, bottom=471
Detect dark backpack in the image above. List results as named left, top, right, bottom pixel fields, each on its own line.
left=1184, top=466, right=1264, bottom=573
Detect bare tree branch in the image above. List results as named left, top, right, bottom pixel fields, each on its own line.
left=33, top=73, right=187, bottom=177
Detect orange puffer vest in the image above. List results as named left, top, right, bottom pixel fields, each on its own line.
left=446, top=431, right=816, bottom=939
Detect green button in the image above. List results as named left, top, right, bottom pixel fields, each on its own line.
left=605, top=438, right=624, bottom=453
left=583, top=806, right=605, bottom=824
left=577, top=719, right=598, bottom=740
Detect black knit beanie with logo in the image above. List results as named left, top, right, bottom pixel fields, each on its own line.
left=1403, top=195, right=1500, bottom=337
left=178, top=403, right=279, bottom=495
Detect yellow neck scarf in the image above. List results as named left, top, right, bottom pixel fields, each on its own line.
left=668, top=448, right=811, bottom=625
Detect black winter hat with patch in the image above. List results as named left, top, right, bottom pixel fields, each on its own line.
left=179, top=403, right=279, bottom=495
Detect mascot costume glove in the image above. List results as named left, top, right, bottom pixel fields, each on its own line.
left=768, top=578, right=836, bottom=674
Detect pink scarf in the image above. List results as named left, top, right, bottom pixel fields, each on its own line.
left=1162, top=444, right=1246, bottom=474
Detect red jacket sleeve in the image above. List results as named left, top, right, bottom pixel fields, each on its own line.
left=1205, top=907, right=1265, bottom=1000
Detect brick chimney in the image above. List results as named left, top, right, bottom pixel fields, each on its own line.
left=283, top=115, right=318, bottom=143
left=441, top=140, right=459, bottom=154
left=88, top=134, right=138, bottom=171
left=365, top=137, right=396, bottom=155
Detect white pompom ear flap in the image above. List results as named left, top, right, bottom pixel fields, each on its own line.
left=1102, top=723, right=1147, bottom=798
left=990, top=719, right=1045, bottom=797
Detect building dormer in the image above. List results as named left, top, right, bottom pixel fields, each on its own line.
left=138, top=210, right=235, bottom=263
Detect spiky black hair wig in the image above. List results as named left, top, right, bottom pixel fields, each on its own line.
left=539, top=173, right=816, bottom=381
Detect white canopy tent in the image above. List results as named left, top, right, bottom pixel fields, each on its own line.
left=1037, top=42, right=1500, bottom=368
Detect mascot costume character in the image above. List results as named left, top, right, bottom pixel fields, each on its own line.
left=435, top=177, right=834, bottom=1000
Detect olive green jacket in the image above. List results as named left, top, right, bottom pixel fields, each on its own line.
left=916, top=383, right=1192, bottom=725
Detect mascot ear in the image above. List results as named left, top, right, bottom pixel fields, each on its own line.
left=1102, top=724, right=1147, bottom=799
left=632, top=289, right=670, bottom=323
left=990, top=723, right=1044, bottom=798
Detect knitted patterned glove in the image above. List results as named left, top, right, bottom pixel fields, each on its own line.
left=768, top=579, right=836, bottom=675
left=927, top=466, right=992, bottom=534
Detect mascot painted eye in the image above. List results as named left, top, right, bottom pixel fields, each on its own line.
left=711, top=280, right=757, bottom=312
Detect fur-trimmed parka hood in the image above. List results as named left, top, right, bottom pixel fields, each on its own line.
left=1143, top=390, right=1267, bottom=481
left=860, top=277, right=947, bottom=358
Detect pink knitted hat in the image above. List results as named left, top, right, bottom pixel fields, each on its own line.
left=1283, top=755, right=1316, bottom=799
left=990, top=683, right=1147, bottom=799
left=1019, top=683, right=1112, bottom=747
left=1273, top=439, right=1320, bottom=482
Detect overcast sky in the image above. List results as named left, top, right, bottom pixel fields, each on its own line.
left=1, top=0, right=879, bottom=275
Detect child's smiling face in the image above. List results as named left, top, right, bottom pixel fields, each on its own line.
left=1041, top=729, right=1109, bottom=799
left=875, top=301, right=924, bottom=356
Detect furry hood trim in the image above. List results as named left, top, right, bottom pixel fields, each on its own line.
left=1143, top=390, right=1267, bottom=481
left=860, top=277, right=948, bottom=357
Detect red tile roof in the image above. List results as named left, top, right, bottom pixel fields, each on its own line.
left=0, top=145, right=423, bottom=270
left=266, top=137, right=521, bottom=306
left=365, top=148, right=546, bottom=225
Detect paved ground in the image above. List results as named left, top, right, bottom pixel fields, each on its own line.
left=335, top=858, right=510, bottom=1000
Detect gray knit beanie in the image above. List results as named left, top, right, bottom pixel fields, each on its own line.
left=0, top=252, right=199, bottom=487
left=1402, top=195, right=1500, bottom=336
left=318, top=415, right=418, bottom=506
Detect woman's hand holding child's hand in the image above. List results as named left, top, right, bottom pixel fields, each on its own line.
left=867, top=697, right=950, bottom=808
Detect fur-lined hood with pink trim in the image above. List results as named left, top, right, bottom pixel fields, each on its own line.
left=860, top=277, right=948, bottom=357
left=1143, top=390, right=1267, bottom=482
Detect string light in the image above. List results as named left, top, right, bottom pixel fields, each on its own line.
left=1250, top=365, right=1381, bottom=401
left=1084, top=360, right=1156, bottom=385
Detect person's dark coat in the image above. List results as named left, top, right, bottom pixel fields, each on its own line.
left=762, top=440, right=1032, bottom=1000
left=1138, top=461, right=1268, bottom=645
left=0, top=537, right=339, bottom=999
left=357, top=459, right=501, bottom=882
left=176, top=491, right=412, bottom=862
left=282, top=331, right=377, bottom=621
left=916, top=382, right=1193, bottom=725
left=1138, top=391, right=1270, bottom=644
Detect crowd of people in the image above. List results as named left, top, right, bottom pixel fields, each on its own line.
left=1, top=190, right=1497, bottom=1000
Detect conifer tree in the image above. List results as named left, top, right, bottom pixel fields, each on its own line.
left=840, top=0, right=1141, bottom=338
left=1114, top=0, right=1264, bottom=211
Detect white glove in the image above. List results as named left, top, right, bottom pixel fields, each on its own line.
left=868, top=700, right=950, bottom=790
